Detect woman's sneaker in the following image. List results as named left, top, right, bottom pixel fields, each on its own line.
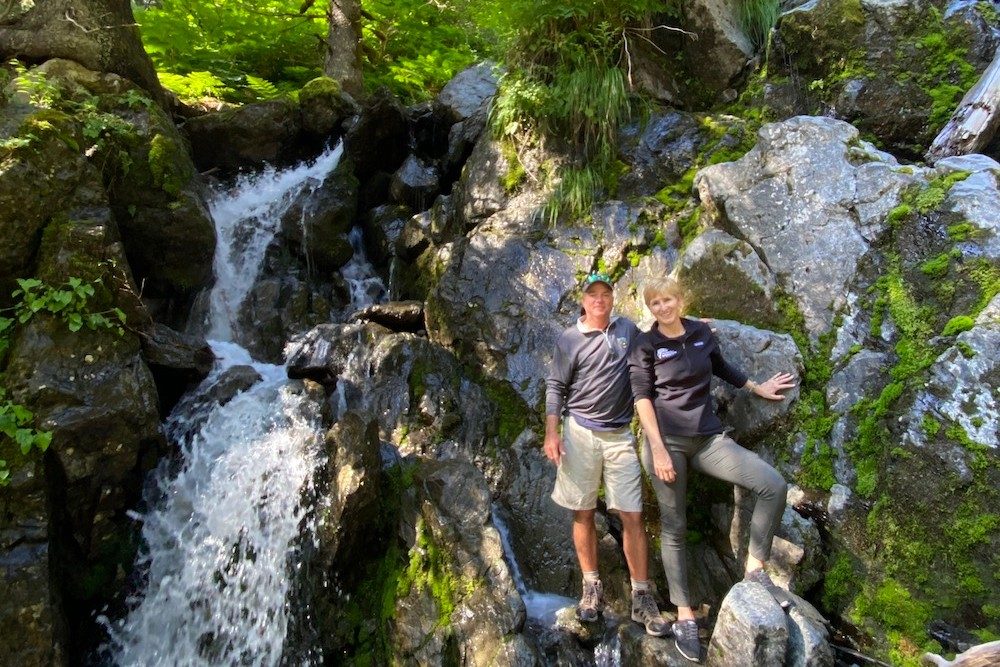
left=744, top=568, right=795, bottom=610
left=631, top=589, right=669, bottom=636
left=671, top=619, right=702, bottom=663
left=576, top=579, right=604, bottom=622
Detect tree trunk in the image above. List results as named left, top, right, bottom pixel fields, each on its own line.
left=926, top=46, right=1000, bottom=163
left=0, top=0, right=164, bottom=105
left=324, top=0, right=363, bottom=97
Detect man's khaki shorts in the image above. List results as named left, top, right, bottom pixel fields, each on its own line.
left=551, top=416, right=643, bottom=512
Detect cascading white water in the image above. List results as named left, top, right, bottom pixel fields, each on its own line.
left=341, top=226, right=386, bottom=309
left=106, top=146, right=354, bottom=666
left=207, top=142, right=345, bottom=340
left=491, top=505, right=575, bottom=624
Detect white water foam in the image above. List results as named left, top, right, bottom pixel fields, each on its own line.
left=207, top=142, right=344, bottom=341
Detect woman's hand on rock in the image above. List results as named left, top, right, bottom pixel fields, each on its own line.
left=754, top=372, right=797, bottom=400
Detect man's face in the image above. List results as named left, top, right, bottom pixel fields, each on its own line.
left=582, top=283, right=613, bottom=319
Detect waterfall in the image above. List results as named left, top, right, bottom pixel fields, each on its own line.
left=341, top=226, right=386, bottom=310
left=206, top=142, right=345, bottom=341
left=104, top=147, right=352, bottom=666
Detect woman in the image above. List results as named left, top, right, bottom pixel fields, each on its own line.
left=628, top=276, right=795, bottom=664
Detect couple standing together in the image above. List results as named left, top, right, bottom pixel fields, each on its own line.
left=544, top=272, right=795, bottom=663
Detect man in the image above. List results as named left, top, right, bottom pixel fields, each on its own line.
left=544, top=272, right=668, bottom=636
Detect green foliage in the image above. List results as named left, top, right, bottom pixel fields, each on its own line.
left=137, top=0, right=493, bottom=103
left=490, top=0, right=663, bottom=222
left=822, top=550, right=859, bottom=610
left=0, top=388, right=52, bottom=486
left=920, top=414, right=940, bottom=438
left=738, top=0, right=780, bottom=51
left=136, top=0, right=325, bottom=102
left=0, top=276, right=127, bottom=485
left=361, top=0, right=493, bottom=102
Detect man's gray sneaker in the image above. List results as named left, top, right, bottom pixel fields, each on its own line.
left=672, top=619, right=702, bottom=663
left=631, top=589, right=669, bottom=636
left=744, top=568, right=795, bottom=610
left=576, top=579, right=604, bottom=622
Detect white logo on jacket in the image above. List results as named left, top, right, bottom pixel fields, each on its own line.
left=693, top=340, right=705, bottom=347
left=656, top=348, right=677, bottom=360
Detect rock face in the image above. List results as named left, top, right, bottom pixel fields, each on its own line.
left=3, top=215, right=162, bottom=663
left=769, top=0, right=1000, bottom=155
left=696, top=116, right=914, bottom=337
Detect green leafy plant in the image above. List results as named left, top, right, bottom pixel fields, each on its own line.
left=738, top=0, right=780, bottom=51
left=0, top=275, right=127, bottom=486
left=490, top=0, right=665, bottom=223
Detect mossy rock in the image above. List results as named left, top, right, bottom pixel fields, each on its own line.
left=769, top=0, right=993, bottom=155
left=0, top=108, right=96, bottom=303
left=298, top=76, right=356, bottom=137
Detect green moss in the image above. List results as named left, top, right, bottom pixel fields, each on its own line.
left=676, top=207, right=703, bottom=248
left=300, top=75, right=341, bottom=99
left=822, top=550, right=860, bottom=610
left=920, top=414, right=940, bottom=438
left=400, top=517, right=460, bottom=627
left=914, top=170, right=971, bottom=213
left=967, top=258, right=1000, bottom=313
left=147, top=133, right=191, bottom=196
left=941, top=315, right=974, bottom=336
left=480, top=376, right=531, bottom=445
left=946, top=221, right=977, bottom=241
left=919, top=252, right=950, bottom=278
left=498, top=139, right=526, bottom=194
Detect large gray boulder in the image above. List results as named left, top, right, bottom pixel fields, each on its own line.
left=706, top=582, right=789, bottom=666
left=435, top=62, right=498, bottom=124
left=695, top=116, right=917, bottom=338
left=710, top=320, right=803, bottom=441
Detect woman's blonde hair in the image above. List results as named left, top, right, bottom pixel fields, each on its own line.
left=643, top=276, right=688, bottom=312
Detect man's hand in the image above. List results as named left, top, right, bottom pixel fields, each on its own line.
left=544, top=415, right=565, bottom=465
left=544, top=429, right=565, bottom=465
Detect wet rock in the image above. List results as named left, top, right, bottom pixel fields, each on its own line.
left=203, top=365, right=262, bottom=406
left=391, top=154, right=441, bottom=211
left=285, top=322, right=386, bottom=385
left=826, top=350, right=887, bottom=414
left=706, top=582, right=788, bottom=666
left=709, top=320, right=803, bottom=441
left=696, top=116, right=917, bottom=338
left=297, top=76, right=358, bottom=138
left=443, top=105, right=489, bottom=178
left=278, top=159, right=358, bottom=273
left=314, top=412, right=383, bottom=585
left=390, top=460, right=532, bottom=666
left=343, top=90, right=409, bottom=182
left=0, top=537, right=66, bottom=667
left=353, top=300, right=424, bottom=332
left=362, top=203, right=412, bottom=266
left=184, top=99, right=303, bottom=172
left=139, top=323, right=215, bottom=414
left=939, top=156, right=1000, bottom=260
left=435, top=62, right=498, bottom=124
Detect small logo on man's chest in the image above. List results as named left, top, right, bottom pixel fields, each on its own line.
left=656, top=348, right=678, bottom=360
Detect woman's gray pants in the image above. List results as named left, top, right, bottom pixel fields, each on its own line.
left=641, top=432, right=788, bottom=608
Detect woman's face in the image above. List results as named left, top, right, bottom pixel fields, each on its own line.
left=647, top=291, right=682, bottom=328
